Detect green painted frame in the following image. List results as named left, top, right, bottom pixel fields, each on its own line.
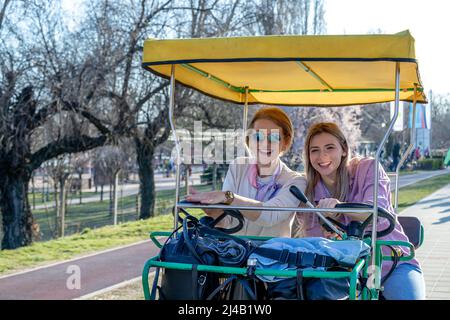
left=142, top=231, right=415, bottom=301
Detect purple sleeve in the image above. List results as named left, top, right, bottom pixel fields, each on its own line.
left=360, top=160, right=392, bottom=211
left=342, top=159, right=394, bottom=230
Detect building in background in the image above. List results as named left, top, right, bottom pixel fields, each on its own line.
left=409, top=102, right=432, bottom=155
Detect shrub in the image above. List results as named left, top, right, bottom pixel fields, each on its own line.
left=415, top=158, right=444, bottom=170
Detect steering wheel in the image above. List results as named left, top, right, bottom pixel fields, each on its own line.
left=289, top=185, right=396, bottom=239
left=172, top=200, right=245, bottom=234
left=325, top=203, right=397, bottom=239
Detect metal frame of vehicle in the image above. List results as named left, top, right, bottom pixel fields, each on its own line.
left=141, top=31, right=425, bottom=300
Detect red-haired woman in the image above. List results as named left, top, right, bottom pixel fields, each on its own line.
left=186, top=107, right=305, bottom=238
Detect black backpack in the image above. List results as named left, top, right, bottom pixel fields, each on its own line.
left=151, top=208, right=256, bottom=300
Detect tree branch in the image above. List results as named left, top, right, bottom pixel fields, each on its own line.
left=30, top=134, right=107, bottom=172
left=60, top=99, right=112, bottom=136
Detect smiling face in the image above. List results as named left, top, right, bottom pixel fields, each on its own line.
left=250, top=118, right=287, bottom=167
left=309, top=132, right=347, bottom=182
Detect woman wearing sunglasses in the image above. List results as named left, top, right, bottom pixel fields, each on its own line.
left=294, top=122, right=425, bottom=300
left=185, top=107, right=306, bottom=237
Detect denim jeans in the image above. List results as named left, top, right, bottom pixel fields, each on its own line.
left=382, top=263, right=426, bottom=300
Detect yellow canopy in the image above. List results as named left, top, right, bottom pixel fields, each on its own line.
left=142, top=30, right=427, bottom=106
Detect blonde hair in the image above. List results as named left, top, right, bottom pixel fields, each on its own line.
left=303, top=122, right=350, bottom=202
left=247, top=107, right=294, bottom=154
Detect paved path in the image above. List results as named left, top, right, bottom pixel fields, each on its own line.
left=401, top=183, right=450, bottom=300
left=0, top=240, right=160, bottom=300
left=33, top=172, right=202, bottom=210
left=1, top=169, right=448, bottom=300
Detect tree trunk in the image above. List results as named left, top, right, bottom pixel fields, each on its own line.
left=112, top=169, right=120, bottom=225
left=79, top=172, right=83, bottom=204
left=53, top=181, right=59, bottom=238
left=135, top=139, right=156, bottom=219
left=59, top=177, right=67, bottom=237
left=0, top=173, right=34, bottom=249
left=31, top=175, right=36, bottom=210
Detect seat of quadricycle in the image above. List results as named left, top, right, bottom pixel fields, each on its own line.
left=398, top=216, right=423, bottom=249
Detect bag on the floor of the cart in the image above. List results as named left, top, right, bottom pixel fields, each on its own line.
left=251, top=237, right=370, bottom=300
left=152, top=212, right=257, bottom=300
left=205, top=274, right=267, bottom=300
left=266, top=268, right=352, bottom=300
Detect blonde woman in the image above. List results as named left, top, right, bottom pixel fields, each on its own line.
left=186, top=107, right=306, bottom=237
left=296, top=122, right=425, bottom=300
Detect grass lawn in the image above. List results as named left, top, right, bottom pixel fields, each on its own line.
left=1, top=174, right=449, bottom=276
left=395, top=173, right=450, bottom=212
left=31, top=182, right=220, bottom=241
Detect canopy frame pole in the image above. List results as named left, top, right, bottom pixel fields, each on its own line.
left=181, top=63, right=243, bottom=92
left=394, top=84, right=418, bottom=210
left=243, top=87, right=250, bottom=156
left=371, top=62, right=400, bottom=291
left=169, top=65, right=181, bottom=232
left=296, top=61, right=334, bottom=91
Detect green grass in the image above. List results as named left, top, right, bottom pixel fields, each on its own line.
left=396, top=173, right=450, bottom=212
left=32, top=183, right=221, bottom=241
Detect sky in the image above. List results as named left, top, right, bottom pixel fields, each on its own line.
left=61, top=0, right=449, bottom=95
left=325, top=0, right=450, bottom=95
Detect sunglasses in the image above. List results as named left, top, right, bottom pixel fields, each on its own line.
left=250, top=131, right=281, bottom=143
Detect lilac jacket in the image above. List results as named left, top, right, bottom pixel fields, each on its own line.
left=299, top=157, right=420, bottom=276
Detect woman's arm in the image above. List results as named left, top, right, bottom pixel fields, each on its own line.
left=186, top=176, right=305, bottom=227
left=185, top=190, right=264, bottom=221
left=186, top=161, right=264, bottom=225
left=318, top=159, right=392, bottom=224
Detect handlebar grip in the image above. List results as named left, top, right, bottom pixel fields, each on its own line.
left=289, top=185, right=309, bottom=204
left=335, top=203, right=396, bottom=238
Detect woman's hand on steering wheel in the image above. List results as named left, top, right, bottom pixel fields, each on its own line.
left=317, top=198, right=342, bottom=219
left=185, top=189, right=227, bottom=205
left=317, top=198, right=346, bottom=239
left=184, top=187, right=225, bottom=219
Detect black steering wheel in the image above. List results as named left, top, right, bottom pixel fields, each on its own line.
left=324, top=203, right=397, bottom=239
left=289, top=185, right=396, bottom=239
left=172, top=200, right=245, bottom=234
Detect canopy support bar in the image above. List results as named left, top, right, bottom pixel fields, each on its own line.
left=169, top=65, right=181, bottom=232
left=371, top=62, right=400, bottom=291
left=394, top=84, right=418, bottom=209
left=243, top=87, right=251, bottom=156
left=249, top=87, right=422, bottom=93
left=181, top=63, right=244, bottom=93
left=296, top=61, right=334, bottom=91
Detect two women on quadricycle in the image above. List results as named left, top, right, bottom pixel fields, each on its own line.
left=141, top=30, right=427, bottom=300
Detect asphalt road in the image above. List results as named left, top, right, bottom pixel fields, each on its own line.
left=0, top=240, right=160, bottom=300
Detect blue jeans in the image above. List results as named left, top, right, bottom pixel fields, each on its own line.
left=382, top=263, right=426, bottom=300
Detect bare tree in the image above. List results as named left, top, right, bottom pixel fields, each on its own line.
left=42, top=155, right=74, bottom=238
left=129, top=0, right=246, bottom=219
left=430, top=92, right=450, bottom=149
left=0, top=0, right=11, bottom=29
left=0, top=2, right=115, bottom=249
